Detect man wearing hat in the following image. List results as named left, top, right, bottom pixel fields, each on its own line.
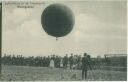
left=82, top=53, right=91, bottom=80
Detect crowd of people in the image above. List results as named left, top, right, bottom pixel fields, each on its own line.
left=2, top=53, right=93, bottom=70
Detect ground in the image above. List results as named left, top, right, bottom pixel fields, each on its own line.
left=0, top=65, right=127, bottom=81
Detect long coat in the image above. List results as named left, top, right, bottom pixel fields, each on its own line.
left=82, top=57, right=89, bottom=70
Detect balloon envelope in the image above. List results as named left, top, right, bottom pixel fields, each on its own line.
left=41, top=4, right=75, bottom=37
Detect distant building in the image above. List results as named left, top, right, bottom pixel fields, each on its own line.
left=104, top=54, right=127, bottom=57
left=104, top=54, right=127, bottom=67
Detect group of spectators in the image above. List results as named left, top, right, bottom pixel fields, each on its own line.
left=2, top=53, right=92, bottom=70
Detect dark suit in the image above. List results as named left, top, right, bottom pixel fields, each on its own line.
left=82, top=56, right=89, bottom=79
left=63, top=56, right=68, bottom=68
left=69, top=56, right=73, bottom=69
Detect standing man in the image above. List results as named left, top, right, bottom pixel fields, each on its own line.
left=82, top=53, right=91, bottom=80
left=69, top=53, right=73, bottom=69
left=77, top=55, right=82, bottom=70
left=63, top=54, right=68, bottom=68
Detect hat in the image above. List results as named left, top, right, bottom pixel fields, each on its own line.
left=84, top=53, right=87, bottom=56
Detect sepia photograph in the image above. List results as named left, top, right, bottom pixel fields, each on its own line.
left=0, top=0, right=127, bottom=81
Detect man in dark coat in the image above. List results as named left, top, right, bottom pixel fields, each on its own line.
left=82, top=53, right=91, bottom=80
left=63, top=54, right=68, bottom=68
left=69, top=53, right=73, bottom=69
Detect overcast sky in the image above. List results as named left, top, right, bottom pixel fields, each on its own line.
left=2, top=1, right=127, bottom=57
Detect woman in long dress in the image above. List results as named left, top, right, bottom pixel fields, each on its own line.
left=50, top=58, right=54, bottom=68
left=60, top=58, right=63, bottom=68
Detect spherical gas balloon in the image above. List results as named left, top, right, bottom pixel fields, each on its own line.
left=41, top=3, right=75, bottom=37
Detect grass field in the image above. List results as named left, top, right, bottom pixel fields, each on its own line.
left=0, top=65, right=127, bottom=81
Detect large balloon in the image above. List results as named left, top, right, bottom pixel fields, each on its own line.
left=41, top=3, right=75, bottom=37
